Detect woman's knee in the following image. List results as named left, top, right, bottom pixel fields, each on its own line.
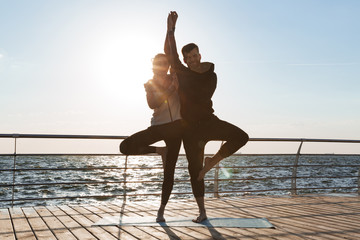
left=119, top=138, right=131, bottom=155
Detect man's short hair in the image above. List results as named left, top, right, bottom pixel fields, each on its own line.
left=181, top=43, right=199, bottom=57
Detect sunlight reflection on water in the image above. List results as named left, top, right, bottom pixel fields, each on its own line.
left=0, top=155, right=359, bottom=208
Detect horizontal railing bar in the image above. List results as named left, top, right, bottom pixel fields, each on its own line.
left=0, top=167, right=167, bottom=171
left=0, top=167, right=183, bottom=171
left=1, top=134, right=360, bottom=143
left=2, top=186, right=357, bottom=203
left=1, top=164, right=359, bottom=172
left=250, top=138, right=360, bottom=143
left=0, top=195, right=132, bottom=202
left=0, top=179, right=189, bottom=187
left=214, top=187, right=359, bottom=194
left=215, top=175, right=358, bottom=181
left=0, top=154, right=124, bottom=156
left=214, top=186, right=359, bottom=194
left=1, top=153, right=360, bottom=157
left=216, top=164, right=360, bottom=168
left=0, top=134, right=128, bottom=139
left=1, top=175, right=357, bottom=188
left=0, top=192, right=197, bottom=202
left=208, top=164, right=360, bottom=169
left=207, top=175, right=359, bottom=181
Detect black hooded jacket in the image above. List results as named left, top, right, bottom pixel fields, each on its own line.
left=165, top=31, right=217, bottom=123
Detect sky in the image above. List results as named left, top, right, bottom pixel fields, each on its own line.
left=1, top=0, right=359, bottom=154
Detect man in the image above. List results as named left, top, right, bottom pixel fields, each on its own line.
left=164, top=11, right=249, bottom=222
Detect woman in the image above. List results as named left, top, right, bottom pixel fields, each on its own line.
left=120, top=53, right=183, bottom=222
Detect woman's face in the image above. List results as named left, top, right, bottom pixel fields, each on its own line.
left=152, top=56, right=169, bottom=75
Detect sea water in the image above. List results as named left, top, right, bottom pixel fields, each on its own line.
left=0, top=155, right=359, bottom=208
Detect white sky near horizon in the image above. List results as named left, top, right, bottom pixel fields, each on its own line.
left=0, top=0, right=359, bottom=154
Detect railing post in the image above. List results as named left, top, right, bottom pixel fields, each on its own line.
left=11, top=136, right=18, bottom=207
left=291, top=140, right=304, bottom=195
left=358, top=166, right=360, bottom=196
left=214, top=162, right=220, bottom=198
left=123, top=155, right=128, bottom=201
left=119, top=155, right=128, bottom=228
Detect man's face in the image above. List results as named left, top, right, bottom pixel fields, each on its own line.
left=184, top=48, right=201, bottom=70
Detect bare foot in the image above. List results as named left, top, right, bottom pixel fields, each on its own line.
left=197, top=157, right=212, bottom=181
left=156, top=147, right=168, bottom=168
left=156, top=215, right=165, bottom=222
left=156, top=205, right=166, bottom=222
left=192, top=212, right=207, bottom=223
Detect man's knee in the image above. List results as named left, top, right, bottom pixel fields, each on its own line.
left=241, top=131, right=249, bottom=145
left=233, top=127, right=249, bottom=145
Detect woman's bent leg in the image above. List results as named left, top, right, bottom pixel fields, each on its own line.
left=119, top=127, right=161, bottom=155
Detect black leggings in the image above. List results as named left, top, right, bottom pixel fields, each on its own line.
left=119, top=120, right=184, bottom=205
left=183, top=115, right=249, bottom=198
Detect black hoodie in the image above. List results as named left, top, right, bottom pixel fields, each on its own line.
left=165, top=31, right=217, bottom=123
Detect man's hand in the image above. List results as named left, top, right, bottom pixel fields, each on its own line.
left=167, top=11, right=178, bottom=32
left=170, top=11, right=178, bottom=26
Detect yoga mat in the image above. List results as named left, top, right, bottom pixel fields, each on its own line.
left=93, top=216, right=274, bottom=228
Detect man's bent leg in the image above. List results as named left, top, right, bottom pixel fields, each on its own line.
left=197, top=116, right=249, bottom=180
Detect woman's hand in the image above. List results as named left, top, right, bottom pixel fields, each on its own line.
left=171, top=74, right=179, bottom=90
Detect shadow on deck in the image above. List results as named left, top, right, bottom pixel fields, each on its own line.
left=1, top=194, right=360, bottom=239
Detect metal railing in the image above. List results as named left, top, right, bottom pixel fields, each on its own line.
left=0, top=134, right=360, bottom=207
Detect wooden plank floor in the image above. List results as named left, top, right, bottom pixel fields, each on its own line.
left=1, top=195, right=360, bottom=239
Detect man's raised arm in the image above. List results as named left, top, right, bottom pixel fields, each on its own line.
left=164, top=11, right=183, bottom=69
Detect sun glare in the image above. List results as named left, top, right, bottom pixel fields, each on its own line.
left=51, top=12, right=165, bottom=122
left=86, top=31, right=157, bottom=106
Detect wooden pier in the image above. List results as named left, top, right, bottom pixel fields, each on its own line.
left=1, top=194, right=360, bottom=239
